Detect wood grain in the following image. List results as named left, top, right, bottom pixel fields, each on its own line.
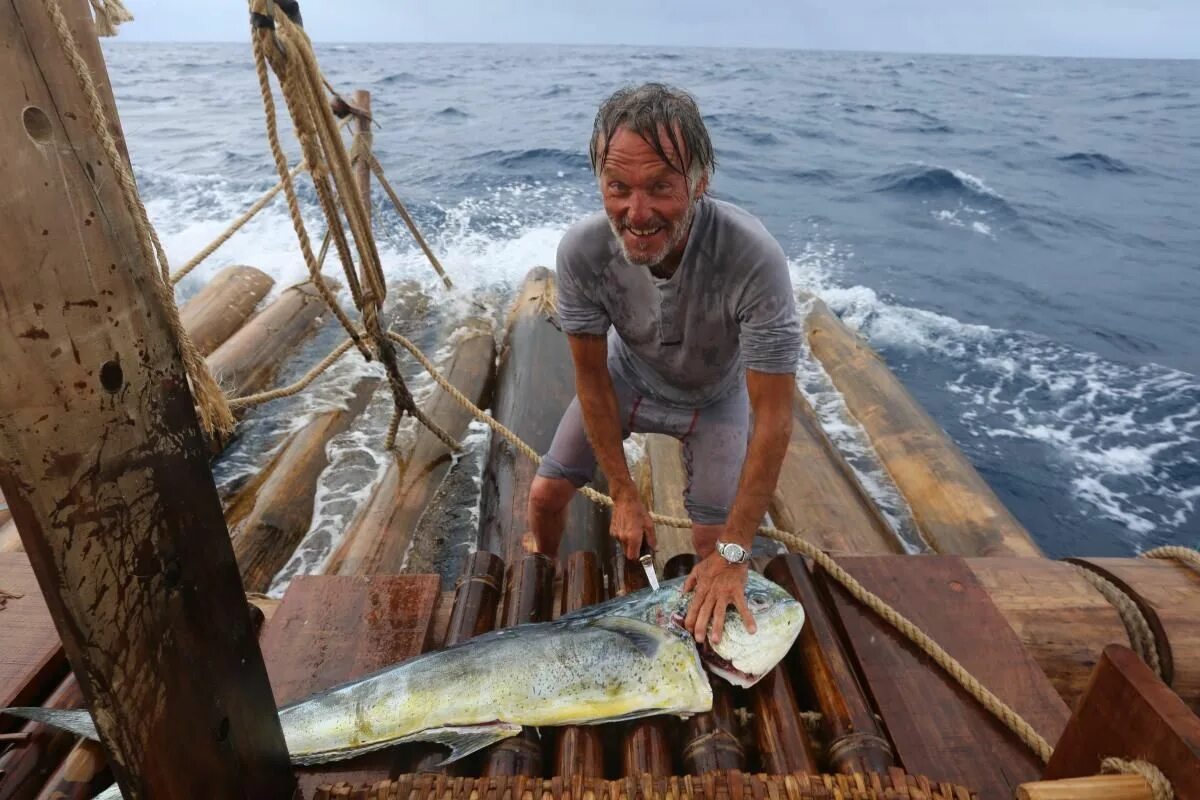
left=0, top=556, right=66, bottom=732
left=177, top=264, right=274, bottom=356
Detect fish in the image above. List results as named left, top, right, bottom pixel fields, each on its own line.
left=3, top=571, right=804, bottom=796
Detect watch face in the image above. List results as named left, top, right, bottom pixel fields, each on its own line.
left=721, top=542, right=747, bottom=562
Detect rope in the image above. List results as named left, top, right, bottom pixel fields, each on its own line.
left=87, top=0, right=132, bottom=36
left=45, top=0, right=234, bottom=439
left=1069, top=563, right=1165, bottom=680
left=228, top=336, right=358, bottom=409
left=1102, top=757, right=1174, bottom=800
left=363, top=151, right=454, bottom=290
left=1142, top=545, right=1200, bottom=575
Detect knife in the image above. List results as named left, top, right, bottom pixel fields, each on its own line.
left=638, top=540, right=660, bottom=591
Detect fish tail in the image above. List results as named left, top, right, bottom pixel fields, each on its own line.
left=1, top=706, right=99, bottom=740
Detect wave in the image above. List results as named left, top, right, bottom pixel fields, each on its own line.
left=1056, top=152, right=1133, bottom=173
left=435, top=106, right=470, bottom=119
left=868, top=164, right=1016, bottom=224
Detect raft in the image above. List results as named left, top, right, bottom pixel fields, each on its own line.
left=1, top=3, right=1198, bottom=800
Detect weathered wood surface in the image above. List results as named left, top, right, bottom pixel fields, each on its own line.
left=227, top=377, right=379, bottom=592
left=259, top=574, right=440, bottom=795
left=765, top=555, right=895, bottom=775
left=30, top=738, right=107, bottom=800
left=644, top=435, right=694, bottom=570
left=177, top=264, right=274, bottom=356
left=0, top=2, right=294, bottom=797
left=967, top=557, right=1132, bottom=709
left=1071, top=557, right=1200, bottom=711
left=0, top=673, right=83, bottom=800
left=1044, top=645, right=1200, bottom=797
left=478, top=268, right=605, bottom=563
left=482, top=554, right=555, bottom=777
left=553, top=552, right=605, bottom=779
left=820, top=555, right=1068, bottom=799
left=804, top=297, right=1041, bottom=557
left=207, top=278, right=340, bottom=400
left=329, top=317, right=496, bottom=576
left=770, top=393, right=905, bottom=555
left=1017, top=775, right=1153, bottom=800
left=0, top=556, right=66, bottom=731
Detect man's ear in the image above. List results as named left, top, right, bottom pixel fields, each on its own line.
left=693, top=172, right=709, bottom=199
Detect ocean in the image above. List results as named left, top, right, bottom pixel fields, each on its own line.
left=100, top=41, right=1199, bottom=565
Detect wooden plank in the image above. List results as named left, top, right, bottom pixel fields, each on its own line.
left=1044, top=645, right=1200, bottom=796
left=820, top=555, right=1069, bottom=798
left=644, top=435, right=694, bottom=570
left=1072, top=557, right=1200, bottom=712
left=259, top=574, right=440, bottom=795
left=0, top=554, right=66, bottom=733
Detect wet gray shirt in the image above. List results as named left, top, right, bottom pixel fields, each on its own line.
left=556, top=196, right=801, bottom=408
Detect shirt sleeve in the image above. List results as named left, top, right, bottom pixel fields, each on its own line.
left=736, top=236, right=802, bottom=374
left=555, top=230, right=611, bottom=337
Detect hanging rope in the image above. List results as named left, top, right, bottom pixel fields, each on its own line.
left=361, top=150, right=454, bottom=290
left=44, top=0, right=235, bottom=439
left=87, top=0, right=132, bottom=36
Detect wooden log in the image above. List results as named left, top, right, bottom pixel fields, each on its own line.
left=478, top=267, right=605, bottom=563
left=554, top=552, right=605, bottom=778
left=804, top=296, right=1041, bottom=557
left=606, top=539, right=674, bottom=777
left=207, top=277, right=340, bottom=400
left=177, top=264, right=274, bottom=356
left=1017, top=775, right=1153, bottom=800
left=482, top=554, right=555, bottom=777
left=770, top=393, right=904, bottom=555
left=1070, top=557, right=1200, bottom=711
left=0, top=674, right=83, bottom=800
left=31, top=739, right=107, bottom=800
left=644, top=435, right=694, bottom=570
left=328, top=316, right=496, bottom=575
left=765, top=555, right=895, bottom=775
left=0, top=1, right=294, bottom=795
left=663, top=555, right=746, bottom=775
left=968, top=557, right=1133, bottom=709
left=352, top=89, right=372, bottom=235
left=225, top=376, right=379, bottom=592
left=1044, top=645, right=1200, bottom=797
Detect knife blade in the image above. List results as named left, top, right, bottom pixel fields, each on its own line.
left=638, top=540, right=660, bottom=591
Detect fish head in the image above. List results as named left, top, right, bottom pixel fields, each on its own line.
left=674, top=572, right=805, bottom=688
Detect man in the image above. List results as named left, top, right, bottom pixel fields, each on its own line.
left=526, top=84, right=800, bottom=646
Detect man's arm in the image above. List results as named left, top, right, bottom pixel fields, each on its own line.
left=566, top=333, right=656, bottom=560
left=684, top=369, right=794, bottom=644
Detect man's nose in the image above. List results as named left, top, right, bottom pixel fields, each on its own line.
left=627, top=191, right=653, bottom=224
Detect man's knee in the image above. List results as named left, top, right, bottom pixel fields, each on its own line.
left=528, top=475, right=576, bottom=516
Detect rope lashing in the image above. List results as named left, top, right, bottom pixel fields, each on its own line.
left=1102, top=757, right=1174, bottom=800
left=1069, top=563, right=1165, bottom=680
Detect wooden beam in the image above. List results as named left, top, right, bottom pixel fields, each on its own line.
left=0, top=2, right=294, bottom=797
left=352, top=89, right=372, bottom=235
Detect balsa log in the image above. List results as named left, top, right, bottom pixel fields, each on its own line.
left=226, top=377, right=379, bottom=592
left=328, top=317, right=496, bottom=576
left=770, top=393, right=905, bottom=554
left=554, top=552, right=605, bottom=778
left=178, top=264, right=274, bottom=356
left=478, top=267, right=605, bottom=563
left=207, top=277, right=340, bottom=400
left=967, top=557, right=1133, bottom=708
left=644, top=435, right=695, bottom=569
left=804, top=296, right=1041, bottom=557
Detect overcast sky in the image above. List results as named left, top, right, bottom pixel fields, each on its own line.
left=117, top=0, right=1198, bottom=60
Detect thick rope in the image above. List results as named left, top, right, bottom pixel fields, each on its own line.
left=1069, top=563, right=1165, bottom=680
left=87, top=0, right=131, bottom=36
left=229, top=337, right=358, bottom=409
left=1102, top=757, right=1174, bottom=800
left=362, top=151, right=454, bottom=290
left=170, top=160, right=308, bottom=285
left=1142, top=545, right=1200, bottom=575
left=45, top=0, right=235, bottom=438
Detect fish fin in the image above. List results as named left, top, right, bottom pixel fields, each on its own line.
left=423, top=722, right=524, bottom=766
left=289, top=721, right=522, bottom=767
left=590, top=616, right=670, bottom=658
left=1, top=707, right=99, bottom=740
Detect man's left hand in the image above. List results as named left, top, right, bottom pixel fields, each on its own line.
left=682, top=553, right=756, bottom=645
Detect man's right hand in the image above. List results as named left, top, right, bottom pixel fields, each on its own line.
left=611, top=487, right=657, bottom=561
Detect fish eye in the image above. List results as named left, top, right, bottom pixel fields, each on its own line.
left=748, top=592, right=769, bottom=611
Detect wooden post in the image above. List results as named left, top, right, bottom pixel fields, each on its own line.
left=554, top=552, right=605, bottom=778
left=352, top=89, right=372, bottom=235
left=0, top=2, right=295, bottom=798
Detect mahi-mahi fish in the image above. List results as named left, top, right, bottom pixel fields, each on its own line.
left=3, top=572, right=803, bottom=797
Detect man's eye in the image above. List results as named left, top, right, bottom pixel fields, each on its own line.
left=654, top=182, right=673, bottom=193
left=608, top=182, right=629, bottom=194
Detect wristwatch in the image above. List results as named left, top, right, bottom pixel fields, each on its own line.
left=716, top=540, right=749, bottom=565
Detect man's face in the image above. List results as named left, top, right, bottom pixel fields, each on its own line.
left=599, top=126, right=705, bottom=268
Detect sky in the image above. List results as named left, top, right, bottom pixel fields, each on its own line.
left=117, top=0, right=1199, bottom=60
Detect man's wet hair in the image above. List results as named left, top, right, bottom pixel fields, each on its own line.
left=590, top=83, right=716, bottom=190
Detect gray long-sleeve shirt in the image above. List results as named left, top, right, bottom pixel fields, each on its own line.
left=556, top=196, right=801, bottom=408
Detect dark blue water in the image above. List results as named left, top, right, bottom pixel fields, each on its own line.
left=102, top=42, right=1200, bottom=557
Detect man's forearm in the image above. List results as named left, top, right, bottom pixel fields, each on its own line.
left=575, top=370, right=637, bottom=498
left=724, top=374, right=795, bottom=546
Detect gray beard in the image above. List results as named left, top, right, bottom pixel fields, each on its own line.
left=608, top=201, right=696, bottom=268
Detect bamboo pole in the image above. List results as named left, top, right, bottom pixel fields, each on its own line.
left=482, top=554, right=556, bottom=777
left=0, top=0, right=294, bottom=796
left=1016, top=775, right=1153, bottom=800
left=226, top=376, right=380, bottom=592
left=554, top=552, right=605, bottom=778
left=177, top=264, right=274, bottom=356
left=765, top=555, right=895, bottom=774
left=749, top=662, right=821, bottom=774
left=803, top=296, right=1041, bottom=557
